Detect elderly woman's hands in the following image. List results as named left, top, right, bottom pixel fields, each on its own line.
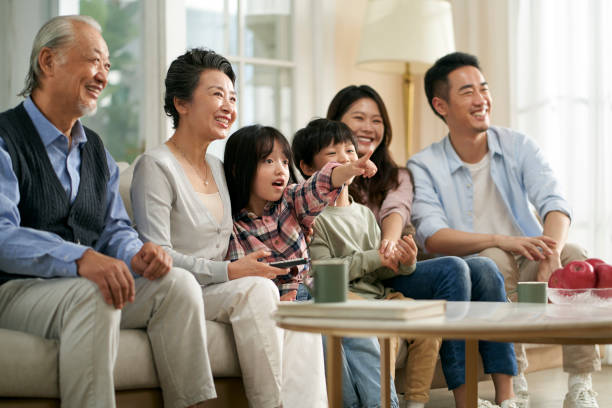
left=227, top=249, right=288, bottom=280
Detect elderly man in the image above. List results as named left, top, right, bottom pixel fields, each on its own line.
left=0, top=15, right=213, bottom=408
left=409, top=51, right=600, bottom=408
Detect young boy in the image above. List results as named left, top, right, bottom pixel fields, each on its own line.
left=292, top=119, right=441, bottom=408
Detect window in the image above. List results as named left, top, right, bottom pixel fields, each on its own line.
left=51, top=0, right=325, bottom=162
left=512, top=0, right=612, bottom=260
left=65, top=0, right=145, bottom=163
left=184, top=0, right=295, bottom=158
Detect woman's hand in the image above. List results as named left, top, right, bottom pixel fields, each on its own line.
left=394, top=235, right=418, bottom=266
left=227, top=249, right=288, bottom=280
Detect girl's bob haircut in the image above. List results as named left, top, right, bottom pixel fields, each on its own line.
left=224, top=124, right=295, bottom=216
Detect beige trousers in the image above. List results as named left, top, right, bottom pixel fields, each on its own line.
left=480, top=243, right=601, bottom=374
left=0, top=267, right=213, bottom=408
left=202, top=276, right=327, bottom=408
left=373, top=292, right=441, bottom=404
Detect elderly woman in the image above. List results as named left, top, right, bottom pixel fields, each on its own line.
left=327, top=85, right=519, bottom=408
left=130, top=48, right=326, bottom=408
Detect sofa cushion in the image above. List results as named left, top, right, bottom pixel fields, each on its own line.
left=0, top=321, right=241, bottom=397
left=117, top=160, right=136, bottom=222
left=0, top=328, right=58, bottom=397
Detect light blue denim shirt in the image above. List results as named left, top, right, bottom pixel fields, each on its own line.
left=408, top=126, right=572, bottom=254
left=0, top=98, right=142, bottom=278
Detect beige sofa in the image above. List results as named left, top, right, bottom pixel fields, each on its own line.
left=0, top=162, right=249, bottom=407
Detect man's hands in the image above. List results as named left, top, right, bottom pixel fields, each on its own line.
left=493, top=235, right=557, bottom=261
left=77, top=249, right=135, bottom=309
left=537, top=250, right=563, bottom=282
left=331, top=149, right=377, bottom=188
left=227, top=249, right=289, bottom=280
left=76, top=242, right=172, bottom=309
left=493, top=234, right=561, bottom=282
left=131, top=242, right=173, bottom=280
left=379, top=235, right=418, bottom=273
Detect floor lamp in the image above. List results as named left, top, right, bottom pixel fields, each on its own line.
left=356, top=0, right=455, bottom=157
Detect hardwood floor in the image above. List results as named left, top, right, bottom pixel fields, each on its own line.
left=424, top=365, right=612, bottom=407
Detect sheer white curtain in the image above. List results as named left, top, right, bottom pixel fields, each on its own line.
left=510, top=0, right=612, bottom=261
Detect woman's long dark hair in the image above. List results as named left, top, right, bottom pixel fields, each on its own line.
left=326, top=85, right=404, bottom=208
left=224, top=125, right=295, bottom=216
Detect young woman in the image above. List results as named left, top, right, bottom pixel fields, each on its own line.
left=327, top=86, right=520, bottom=408
left=130, top=48, right=327, bottom=408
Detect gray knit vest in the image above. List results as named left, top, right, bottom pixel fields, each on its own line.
left=0, top=103, right=109, bottom=282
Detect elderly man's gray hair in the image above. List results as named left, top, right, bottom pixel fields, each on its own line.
left=19, top=15, right=102, bottom=97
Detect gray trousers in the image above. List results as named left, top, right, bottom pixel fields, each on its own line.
left=0, top=267, right=214, bottom=408
left=481, top=243, right=601, bottom=374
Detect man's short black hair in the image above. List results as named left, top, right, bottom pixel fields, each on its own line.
left=424, top=52, right=481, bottom=120
left=291, top=118, right=356, bottom=178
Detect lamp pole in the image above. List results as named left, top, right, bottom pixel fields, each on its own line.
left=403, top=62, right=415, bottom=158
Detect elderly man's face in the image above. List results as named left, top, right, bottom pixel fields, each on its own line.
left=52, top=22, right=110, bottom=117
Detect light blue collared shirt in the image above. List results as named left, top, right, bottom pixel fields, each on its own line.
left=0, top=98, right=142, bottom=278
left=408, top=126, right=572, bottom=254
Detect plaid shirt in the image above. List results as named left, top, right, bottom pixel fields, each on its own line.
left=227, top=162, right=341, bottom=295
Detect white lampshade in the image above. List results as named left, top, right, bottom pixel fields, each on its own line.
left=357, top=0, right=455, bottom=74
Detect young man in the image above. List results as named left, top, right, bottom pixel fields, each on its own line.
left=0, top=16, right=212, bottom=407
left=293, top=118, right=520, bottom=408
left=409, top=51, right=600, bottom=408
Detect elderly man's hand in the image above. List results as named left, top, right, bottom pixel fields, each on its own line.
left=76, top=249, right=135, bottom=309
left=131, top=242, right=173, bottom=280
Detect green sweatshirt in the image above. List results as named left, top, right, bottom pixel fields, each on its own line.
left=308, top=197, right=416, bottom=299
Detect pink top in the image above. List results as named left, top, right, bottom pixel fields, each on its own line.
left=364, top=169, right=414, bottom=231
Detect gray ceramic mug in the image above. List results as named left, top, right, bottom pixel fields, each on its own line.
left=309, top=259, right=348, bottom=303
left=517, top=281, right=548, bottom=303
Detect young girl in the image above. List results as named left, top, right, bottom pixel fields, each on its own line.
left=224, top=123, right=376, bottom=300
left=224, top=122, right=401, bottom=408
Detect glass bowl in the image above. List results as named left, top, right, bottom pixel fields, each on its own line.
left=548, top=288, right=612, bottom=305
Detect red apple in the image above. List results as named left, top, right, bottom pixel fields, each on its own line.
left=585, top=258, right=606, bottom=268
left=595, top=264, right=612, bottom=288
left=548, top=268, right=568, bottom=289
left=563, top=261, right=596, bottom=289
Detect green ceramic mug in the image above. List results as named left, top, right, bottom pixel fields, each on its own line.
left=309, top=259, right=348, bottom=303
left=517, top=281, right=548, bottom=304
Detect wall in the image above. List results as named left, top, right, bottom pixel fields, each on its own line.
left=0, top=0, right=54, bottom=111
left=332, top=0, right=513, bottom=162
left=333, top=0, right=407, bottom=164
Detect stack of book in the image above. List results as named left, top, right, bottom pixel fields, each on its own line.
left=277, top=299, right=446, bottom=321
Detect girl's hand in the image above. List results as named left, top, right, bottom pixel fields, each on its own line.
left=228, top=249, right=288, bottom=280
left=331, top=149, right=377, bottom=187
left=354, top=149, right=377, bottom=178
left=280, top=290, right=297, bottom=301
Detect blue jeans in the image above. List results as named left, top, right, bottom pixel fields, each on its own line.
left=296, top=285, right=399, bottom=408
left=384, top=256, right=518, bottom=390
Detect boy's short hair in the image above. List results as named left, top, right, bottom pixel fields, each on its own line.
left=292, top=118, right=356, bottom=178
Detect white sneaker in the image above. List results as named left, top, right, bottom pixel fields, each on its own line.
left=500, top=398, right=523, bottom=408
left=512, top=372, right=529, bottom=402
left=478, top=398, right=500, bottom=408
left=563, top=387, right=599, bottom=408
